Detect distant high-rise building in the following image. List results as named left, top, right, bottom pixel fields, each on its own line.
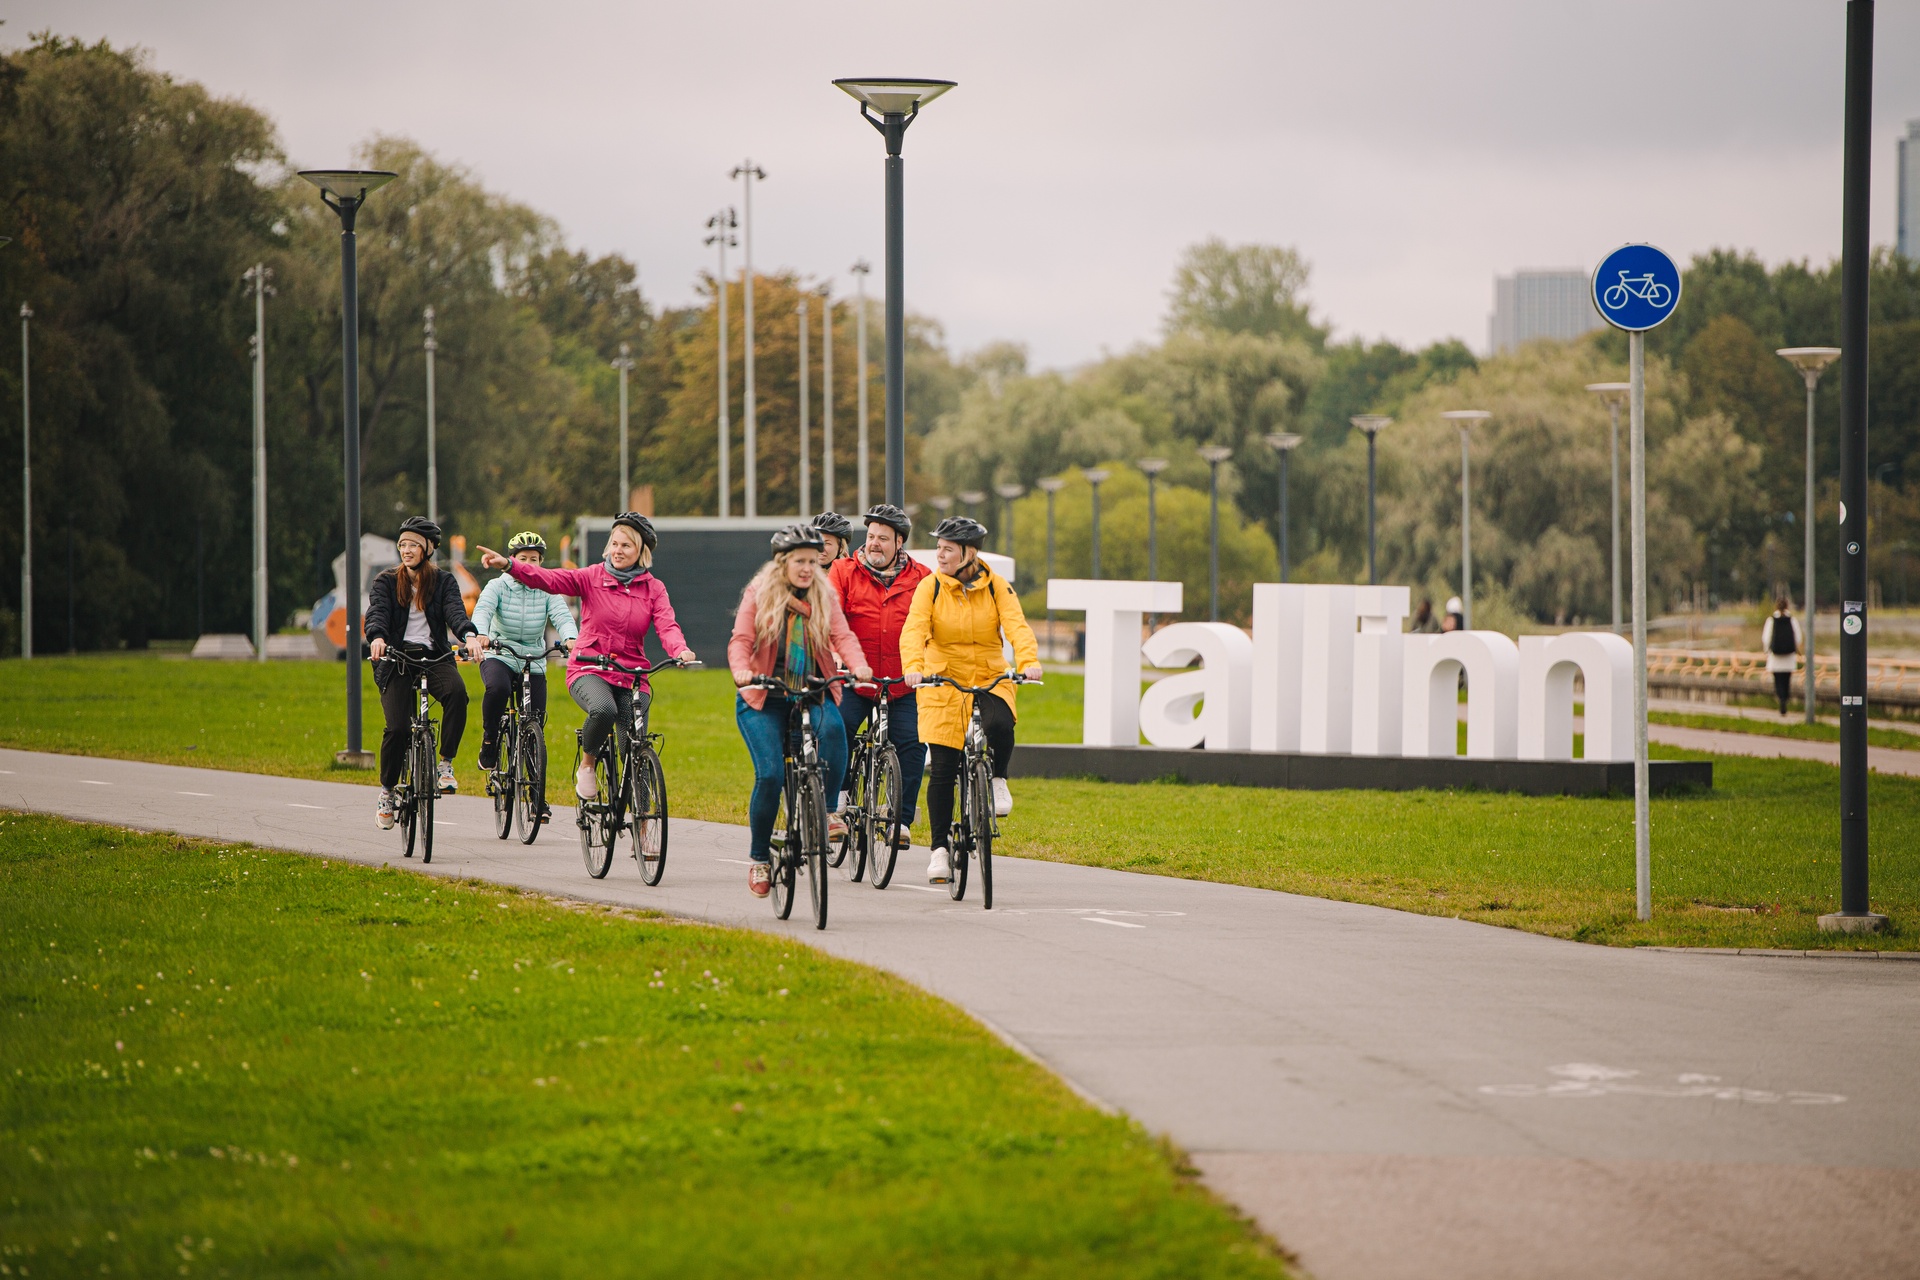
left=1901, top=120, right=1920, bottom=261
left=1489, top=269, right=1605, bottom=355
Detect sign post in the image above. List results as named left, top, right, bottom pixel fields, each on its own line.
left=1592, top=242, right=1681, bottom=922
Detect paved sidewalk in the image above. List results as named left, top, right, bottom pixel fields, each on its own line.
left=3, top=747, right=1916, bottom=1280
left=1646, top=723, right=1920, bottom=777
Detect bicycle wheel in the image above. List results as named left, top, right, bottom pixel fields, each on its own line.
left=804, top=771, right=829, bottom=931
left=415, top=731, right=437, bottom=866
left=631, top=747, right=669, bottom=886
left=579, top=751, right=615, bottom=879
left=398, top=773, right=419, bottom=860
left=493, top=721, right=516, bottom=840
left=947, top=756, right=972, bottom=902
left=972, top=760, right=995, bottom=910
left=866, top=746, right=902, bottom=891
left=1602, top=284, right=1629, bottom=311
left=831, top=744, right=864, bottom=877
left=516, top=721, right=546, bottom=845
left=770, top=778, right=798, bottom=920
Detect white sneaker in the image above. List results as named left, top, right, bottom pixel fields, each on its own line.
left=992, top=777, right=1013, bottom=817
left=575, top=762, right=599, bottom=800
left=436, top=759, right=457, bottom=794
left=927, top=847, right=951, bottom=884
left=375, top=789, right=396, bottom=830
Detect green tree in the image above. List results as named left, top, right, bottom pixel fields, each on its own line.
left=1163, top=237, right=1326, bottom=348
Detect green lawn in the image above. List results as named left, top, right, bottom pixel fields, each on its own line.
left=0, top=655, right=1909, bottom=951
left=1649, top=708, right=1920, bottom=751
left=0, top=813, right=1284, bottom=1277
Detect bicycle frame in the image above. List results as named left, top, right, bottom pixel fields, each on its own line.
left=747, top=672, right=850, bottom=928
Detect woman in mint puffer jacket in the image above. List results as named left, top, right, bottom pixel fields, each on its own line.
left=473, top=531, right=579, bottom=771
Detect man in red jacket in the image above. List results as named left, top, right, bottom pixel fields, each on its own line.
left=829, top=503, right=930, bottom=847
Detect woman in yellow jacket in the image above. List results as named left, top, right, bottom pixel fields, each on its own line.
left=901, top=516, right=1042, bottom=884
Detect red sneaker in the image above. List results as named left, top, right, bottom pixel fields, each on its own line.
left=748, top=863, right=772, bottom=898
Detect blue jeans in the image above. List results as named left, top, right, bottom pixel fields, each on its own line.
left=838, top=688, right=926, bottom=825
left=736, top=694, right=848, bottom=863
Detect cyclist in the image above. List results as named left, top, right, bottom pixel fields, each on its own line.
left=900, top=515, right=1041, bottom=885
left=728, top=523, right=871, bottom=898
left=476, top=513, right=694, bottom=802
left=472, top=531, right=579, bottom=775
left=366, top=516, right=481, bottom=828
left=828, top=503, right=930, bottom=851
left=813, top=510, right=854, bottom=565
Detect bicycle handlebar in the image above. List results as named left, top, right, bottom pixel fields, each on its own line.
left=484, top=638, right=570, bottom=660
left=919, top=671, right=1043, bottom=696
left=572, top=653, right=704, bottom=677
left=744, top=672, right=852, bottom=695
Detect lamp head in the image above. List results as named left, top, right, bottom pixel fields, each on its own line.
left=834, top=78, right=955, bottom=155
left=1777, top=347, right=1842, bottom=380
left=956, top=490, right=986, bottom=505
left=1584, top=382, right=1631, bottom=406
left=994, top=483, right=1026, bottom=500
left=1441, top=410, right=1491, bottom=428
left=1036, top=477, right=1066, bottom=494
left=298, top=170, right=397, bottom=230
left=1349, top=415, right=1392, bottom=438
left=1136, top=457, right=1170, bottom=476
left=1265, top=432, right=1303, bottom=452
left=929, top=495, right=953, bottom=512
left=1197, top=445, right=1234, bottom=465
left=1081, top=468, right=1111, bottom=484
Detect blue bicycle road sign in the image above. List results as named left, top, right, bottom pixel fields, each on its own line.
left=1592, top=243, right=1681, bottom=331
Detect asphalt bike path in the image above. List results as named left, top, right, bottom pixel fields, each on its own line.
left=3, top=747, right=1916, bottom=1280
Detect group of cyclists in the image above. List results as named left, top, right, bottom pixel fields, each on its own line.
left=366, top=502, right=1042, bottom=900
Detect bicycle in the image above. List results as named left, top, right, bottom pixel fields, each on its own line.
left=746, top=672, right=849, bottom=930
left=378, top=647, right=461, bottom=866
left=483, top=639, right=569, bottom=845
left=1601, top=271, right=1674, bottom=312
left=835, top=675, right=913, bottom=889
left=571, top=653, right=700, bottom=883
left=920, top=672, right=1041, bottom=910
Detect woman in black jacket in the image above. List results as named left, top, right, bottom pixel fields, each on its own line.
left=365, top=517, right=482, bottom=829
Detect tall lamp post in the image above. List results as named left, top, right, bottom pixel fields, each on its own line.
left=957, top=489, right=985, bottom=523
left=1198, top=445, right=1233, bottom=621
left=1441, top=410, right=1490, bottom=629
left=851, top=260, right=871, bottom=511
left=1586, top=382, right=1630, bottom=634
left=994, top=482, right=1025, bottom=559
left=797, top=296, right=811, bottom=518
left=1038, top=477, right=1064, bottom=651
left=423, top=306, right=440, bottom=532
left=613, top=341, right=634, bottom=512
left=1350, top=417, right=1391, bottom=585
left=731, top=160, right=766, bottom=517
left=1777, top=347, right=1841, bottom=725
left=245, top=264, right=273, bottom=662
left=1082, top=468, right=1109, bottom=579
left=1137, top=458, right=1169, bottom=583
left=298, top=168, right=396, bottom=769
left=1265, top=433, right=1302, bottom=583
left=706, top=209, right=737, bottom=517
left=831, top=78, right=957, bottom=507
left=18, top=299, right=31, bottom=660
left=821, top=283, right=834, bottom=513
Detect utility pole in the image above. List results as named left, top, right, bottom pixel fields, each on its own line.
left=706, top=209, right=737, bottom=517
left=851, top=260, right=871, bottom=512
left=19, top=302, right=31, bottom=659
left=821, top=282, right=834, bottom=513
left=247, top=264, right=273, bottom=661
left=732, top=160, right=766, bottom=517
left=613, top=342, right=634, bottom=511
left=423, top=306, right=438, bottom=532
left=798, top=296, right=811, bottom=518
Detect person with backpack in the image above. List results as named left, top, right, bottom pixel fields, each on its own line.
left=1762, top=597, right=1804, bottom=715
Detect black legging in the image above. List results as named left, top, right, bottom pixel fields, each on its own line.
left=925, top=693, right=1014, bottom=853
left=479, top=658, right=548, bottom=746
left=1774, top=671, right=1794, bottom=715
left=378, top=653, right=468, bottom=789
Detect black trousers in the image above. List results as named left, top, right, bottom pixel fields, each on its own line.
left=925, top=693, right=1014, bottom=853
left=379, top=657, right=468, bottom=788
left=571, top=673, right=651, bottom=759
left=479, top=658, right=548, bottom=745
left=1774, top=671, right=1794, bottom=714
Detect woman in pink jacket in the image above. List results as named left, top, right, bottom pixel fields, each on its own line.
left=478, top=513, right=694, bottom=800
left=728, top=524, right=870, bottom=898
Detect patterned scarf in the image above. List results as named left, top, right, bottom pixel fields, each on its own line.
left=782, top=592, right=813, bottom=691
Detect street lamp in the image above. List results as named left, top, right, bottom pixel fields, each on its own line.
left=612, top=339, right=635, bottom=514
left=821, top=283, right=834, bottom=513
left=298, top=167, right=397, bottom=769
left=831, top=77, right=956, bottom=507
left=1264, top=433, right=1302, bottom=583
left=1441, top=410, right=1490, bottom=630
left=1198, top=445, right=1233, bottom=621
left=1037, top=477, right=1065, bottom=648
left=245, top=263, right=274, bottom=662
left=994, top=482, right=1025, bottom=559
left=798, top=296, right=811, bottom=518
left=851, top=259, right=871, bottom=511
left=1586, top=382, right=1630, bottom=634
left=1778, top=346, right=1841, bottom=725
left=423, top=306, right=440, bottom=532
left=18, top=299, right=31, bottom=659
left=1137, top=458, right=1169, bottom=585
left=1081, top=468, right=1110, bottom=579
left=1350, top=416, right=1391, bottom=585
left=731, top=160, right=766, bottom=517
left=957, top=489, right=985, bottom=522
left=706, top=209, right=737, bottom=517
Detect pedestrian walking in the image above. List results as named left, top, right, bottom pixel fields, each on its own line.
left=1761, top=597, right=1804, bottom=716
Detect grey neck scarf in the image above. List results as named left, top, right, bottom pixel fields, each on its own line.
left=603, top=559, right=647, bottom=587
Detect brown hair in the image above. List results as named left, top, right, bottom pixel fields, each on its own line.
left=395, top=559, right=439, bottom=611
left=1776, top=596, right=1791, bottom=614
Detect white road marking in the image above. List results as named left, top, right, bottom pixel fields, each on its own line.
left=81, top=780, right=110, bottom=786
left=715, top=858, right=756, bottom=866
left=178, top=791, right=213, bottom=797
left=434, top=821, right=457, bottom=827
left=1481, top=1062, right=1845, bottom=1104
left=897, top=884, right=945, bottom=894
left=1083, top=917, right=1147, bottom=929
left=287, top=803, right=324, bottom=810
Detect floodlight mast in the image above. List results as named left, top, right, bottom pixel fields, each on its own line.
left=832, top=78, right=956, bottom=508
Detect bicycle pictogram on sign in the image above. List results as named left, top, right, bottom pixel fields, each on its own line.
left=1591, top=243, right=1681, bottom=332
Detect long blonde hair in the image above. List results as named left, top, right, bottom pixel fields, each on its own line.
left=746, top=553, right=837, bottom=659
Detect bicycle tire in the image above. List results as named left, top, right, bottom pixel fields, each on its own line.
left=770, top=777, right=798, bottom=920
left=832, top=743, right=864, bottom=877
left=804, top=771, right=829, bottom=930
left=867, top=746, right=902, bottom=890
left=398, top=772, right=419, bottom=859
left=972, top=761, right=994, bottom=910
left=516, top=722, right=545, bottom=846
left=1602, top=284, right=1629, bottom=311
left=416, top=731, right=437, bottom=866
left=493, top=718, right=516, bottom=840
left=580, top=751, right=615, bottom=879
left=633, top=747, right=669, bottom=886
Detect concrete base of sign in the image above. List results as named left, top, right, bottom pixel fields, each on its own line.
left=1010, top=743, right=1712, bottom=797
left=1816, top=911, right=1889, bottom=934
left=189, top=633, right=256, bottom=660
left=332, top=750, right=377, bottom=770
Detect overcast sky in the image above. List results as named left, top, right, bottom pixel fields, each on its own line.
left=13, top=1, right=1920, bottom=367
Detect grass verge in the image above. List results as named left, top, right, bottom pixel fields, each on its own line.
left=0, top=812, right=1285, bottom=1277
left=1649, top=709, right=1920, bottom=751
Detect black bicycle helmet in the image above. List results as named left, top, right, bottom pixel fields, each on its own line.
left=770, top=523, right=827, bottom=554
left=859, top=503, right=912, bottom=537
left=397, top=516, right=442, bottom=547
left=812, top=510, right=855, bottom=541
left=930, top=515, right=988, bottom=547
left=611, top=511, right=658, bottom=552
